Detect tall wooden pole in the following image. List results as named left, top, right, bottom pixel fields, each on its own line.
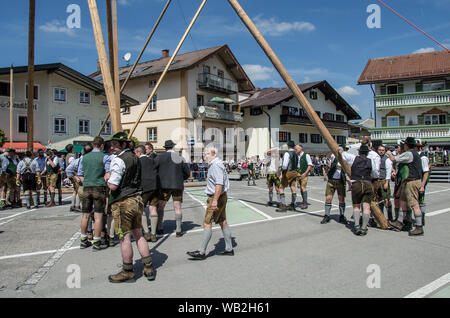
left=106, top=0, right=115, bottom=82
left=111, top=0, right=121, bottom=124
left=227, top=0, right=350, bottom=176
left=129, top=0, right=208, bottom=138
left=97, top=0, right=172, bottom=136
left=27, top=0, right=35, bottom=152
left=227, top=0, right=388, bottom=228
left=9, top=66, right=13, bottom=148
left=88, top=0, right=122, bottom=133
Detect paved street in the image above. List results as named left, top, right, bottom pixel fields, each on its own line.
left=0, top=176, right=449, bottom=298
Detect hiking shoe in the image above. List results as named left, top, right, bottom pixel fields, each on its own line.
left=276, top=204, right=287, bottom=213
left=92, top=240, right=106, bottom=251
left=339, top=215, right=348, bottom=225
left=402, top=221, right=413, bottom=232
left=144, top=232, right=152, bottom=242
left=109, top=238, right=118, bottom=247
left=176, top=232, right=184, bottom=238
left=108, top=270, right=135, bottom=283
left=99, top=237, right=109, bottom=250
left=409, top=226, right=424, bottom=236
left=143, top=266, right=156, bottom=281
left=87, top=232, right=93, bottom=240
left=321, top=215, right=331, bottom=224
left=389, top=220, right=403, bottom=232
left=287, top=203, right=296, bottom=211
left=80, top=238, right=92, bottom=249
left=354, top=225, right=362, bottom=236
left=360, top=228, right=368, bottom=236
left=149, top=234, right=158, bottom=243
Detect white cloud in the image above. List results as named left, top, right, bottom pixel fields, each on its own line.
left=243, top=64, right=274, bottom=81
left=413, top=47, right=436, bottom=54
left=253, top=15, right=315, bottom=36
left=338, top=86, right=360, bottom=97
left=39, top=20, right=75, bottom=37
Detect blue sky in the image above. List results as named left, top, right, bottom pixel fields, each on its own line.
left=1, top=0, right=450, bottom=121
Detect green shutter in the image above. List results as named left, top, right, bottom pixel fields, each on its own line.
left=398, top=84, right=404, bottom=94
left=446, top=80, right=450, bottom=90
left=382, top=117, right=387, bottom=127
left=418, top=115, right=424, bottom=125
left=380, top=86, right=387, bottom=95
left=399, top=116, right=405, bottom=126
left=416, top=82, right=423, bottom=92
left=447, top=114, right=450, bottom=124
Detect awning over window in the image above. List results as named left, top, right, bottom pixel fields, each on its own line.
left=0, top=142, right=46, bottom=153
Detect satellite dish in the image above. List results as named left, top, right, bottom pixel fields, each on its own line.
left=198, top=106, right=206, bottom=114
left=123, top=53, right=132, bottom=65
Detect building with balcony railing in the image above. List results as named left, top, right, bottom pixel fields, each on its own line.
left=240, top=80, right=361, bottom=157
left=90, top=45, right=255, bottom=161
left=358, top=50, right=450, bottom=147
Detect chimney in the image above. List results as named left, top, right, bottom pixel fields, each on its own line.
left=162, top=49, right=170, bottom=59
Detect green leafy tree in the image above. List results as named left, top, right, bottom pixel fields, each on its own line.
left=130, top=136, right=140, bottom=147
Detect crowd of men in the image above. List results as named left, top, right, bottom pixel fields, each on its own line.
left=261, top=137, right=430, bottom=237
left=0, top=132, right=434, bottom=282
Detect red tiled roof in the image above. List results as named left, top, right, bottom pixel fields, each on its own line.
left=358, top=50, right=450, bottom=84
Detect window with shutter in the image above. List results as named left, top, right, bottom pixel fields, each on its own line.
left=398, top=84, right=404, bottom=94
left=381, top=117, right=387, bottom=127
left=399, top=116, right=405, bottom=126
left=380, top=86, right=387, bottom=95
left=446, top=80, right=450, bottom=90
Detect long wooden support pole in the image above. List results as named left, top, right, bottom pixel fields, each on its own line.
left=97, top=0, right=172, bottom=136
left=111, top=0, right=121, bottom=128
left=9, top=66, right=13, bottom=148
left=88, top=0, right=122, bottom=133
left=227, top=0, right=388, bottom=229
left=27, top=0, right=35, bottom=152
left=129, top=0, right=207, bottom=138
left=227, top=0, right=350, bottom=176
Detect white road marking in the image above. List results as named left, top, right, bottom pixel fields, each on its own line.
left=0, top=195, right=72, bottom=226
left=404, top=272, right=450, bottom=298
left=0, top=247, right=79, bottom=261
left=236, top=199, right=273, bottom=219
left=427, top=208, right=450, bottom=217
left=16, top=231, right=81, bottom=290
left=426, top=188, right=450, bottom=195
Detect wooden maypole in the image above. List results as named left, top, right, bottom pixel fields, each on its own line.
left=27, top=0, right=35, bottom=152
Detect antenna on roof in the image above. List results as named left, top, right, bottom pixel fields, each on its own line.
left=123, top=52, right=132, bottom=66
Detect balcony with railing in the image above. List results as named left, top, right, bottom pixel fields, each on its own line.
left=369, top=124, right=450, bottom=141
left=375, top=90, right=450, bottom=109
left=280, top=114, right=348, bottom=130
left=198, top=73, right=238, bottom=94
left=194, top=105, right=243, bottom=123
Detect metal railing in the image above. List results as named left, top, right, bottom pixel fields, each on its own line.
left=194, top=105, right=243, bottom=122
left=198, top=73, right=238, bottom=93
left=370, top=124, right=450, bottom=140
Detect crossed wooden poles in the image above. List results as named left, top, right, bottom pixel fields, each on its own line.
left=87, top=0, right=388, bottom=228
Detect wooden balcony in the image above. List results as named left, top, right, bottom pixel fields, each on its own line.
left=375, top=90, right=450, bottom=109
left=280, top=114, right=348, bottom=130
left=194, top=106, right=243, bottom=123
left=198, top=73, right=238, bottom=94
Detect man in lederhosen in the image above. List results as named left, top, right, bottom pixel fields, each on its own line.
left=187, top=146, right=233, bottom=260
left=135, top=145, right=160, bottom=243
left=321, top=145, right=355, bottom=225
left=264, top=148, right=281, bottom=207
left=16, top=151, right=40, bottom=209
left=377, top=145, right=394, bottom=221
left=107, top=132, right=155, bottom=283
left=276, top=141, right=299, bottom=212
left=416, top=142, right=430, bottom=226
left=247, top=158, right=256, bottom=186
left=42, top=149, right=60, bottom=207
left=386, top=137, right=424, bottom=236
left=347, top=144, right=376, bottom=236
left=295, top=144, right=313, bottom=210
left=4, top=149, right=20, bottom=208
left=34, top=149, right=48, bottom=206
left=154, top=140, right=190, bottom=237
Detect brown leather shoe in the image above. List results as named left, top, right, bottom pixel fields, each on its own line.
left=149, top=234, right=158, bottom=242
left=409, top=226, right=424, bottom=236
left=143, top=266, right=156, bottom=281
left=108, top=270, right=135, bottom=283
left=276, top=204, right=287, bottom=212
left=45, top=201, right=56, bottom=208
left=144, top=232, right=152, bottom=242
